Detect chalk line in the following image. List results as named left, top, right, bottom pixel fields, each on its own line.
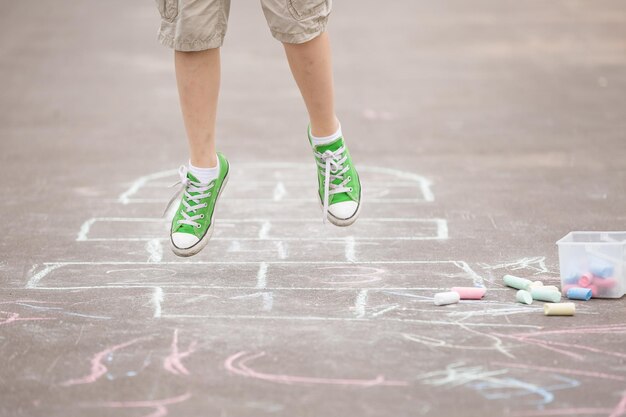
left=258, top=221, right=271, bottom=239
left=163, top=329, right=197, bottom=376
left=82, top=392, right=191, bottom=417
left=152, top=287, right=164, bottom=318
left=146, top=239, right=163, bottom=263
left=273, top=182, right=286, bottom=201
left=27, top=260, right=479, bottom=287
left=436, top=218, right=449, bottom=239
left=354, top=290, right=368, bottom=318
left=255, top=262, right=268, bottom=289
left=452, top=261, right=484, bottom=287
left=0, top=311, right=56, bottom=326
left=76, top=217, right=158, bottom=241
left=27, top=264, right=64, bottom=288
left=262, top=293, right=273, bottom=311
left=162, top=313, right=542, bottom=329
left=76, top=217, right=447, bottom=241
left=62, top=338, right=146, bottom=386
left=274, top=241, right=287, bottom=259
left=491, top=362, right=626, bottom=382
left=118, top=169, right=177, bottom=205
left=224, top=351, right=407, bottom=387
left=345, top=236, right=356, bottom=262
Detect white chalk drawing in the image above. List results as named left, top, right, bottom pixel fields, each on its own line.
left=477, top=257, right=552, bottom=276
left=25, top=162, right=548, bottom=331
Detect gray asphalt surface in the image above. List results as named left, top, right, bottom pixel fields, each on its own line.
left=1, top=1, right=626, bottom=416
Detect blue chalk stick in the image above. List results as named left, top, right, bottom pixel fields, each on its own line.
left=589, top=257, right=614, bottom=278
left=566, top=287, right=592, bottom=301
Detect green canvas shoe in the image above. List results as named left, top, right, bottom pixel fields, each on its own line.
left=166, top=152, right=230, bottom=257
left=309, top=127, right=362, bottom=226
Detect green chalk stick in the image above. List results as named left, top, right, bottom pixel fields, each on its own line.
left=530, top=287, right=562, bottom=303
left=503, top=274, right=532, bottom=290
left=516, top=290, right=533, bottom=305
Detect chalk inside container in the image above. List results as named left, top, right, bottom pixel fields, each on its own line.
left=450, top=287, right=486, bottom=300
left=434, top=291, right=461, bottom=306
left=566, top=287, right=592, bottom=301
left=544, top=302, right=576, bottom=316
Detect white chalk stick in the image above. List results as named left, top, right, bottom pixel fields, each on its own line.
left=434, top=291, right=461, bottom=306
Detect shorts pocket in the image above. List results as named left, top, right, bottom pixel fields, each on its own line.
left=156, top=0, right=179, bottom=22
left=287, top=0, right=330, bottom=21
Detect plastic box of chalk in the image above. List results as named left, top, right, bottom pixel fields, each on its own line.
left=557, top=232, right=626, bottom=299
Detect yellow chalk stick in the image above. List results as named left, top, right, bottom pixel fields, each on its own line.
left=544, top=302, right=575, bottom=316
left=542, top=285, right=560, bottom=292
left=529, top=281, right=544, bottom=288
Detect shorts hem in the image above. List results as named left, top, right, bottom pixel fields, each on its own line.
left=158, top=32, right=225, bottom=51
left=270, top=19, right=328, bottom=44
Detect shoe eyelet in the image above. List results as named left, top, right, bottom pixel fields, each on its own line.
left=349, top=187, right=353, bottom=192
left=199, top=214, right=205, bottom=219
left=347, top=176, right=351, bottom=181
left=195, top=224, right=201, bottom=228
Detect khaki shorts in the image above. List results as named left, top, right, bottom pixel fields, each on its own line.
left=155, top=0, right=332, bottom=51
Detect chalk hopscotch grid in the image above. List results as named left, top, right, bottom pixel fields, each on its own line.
left=24, top=163, right=522, bottom=325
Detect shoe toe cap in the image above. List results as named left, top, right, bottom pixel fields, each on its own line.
left=328, top=201, right=358, bottom=220
left=171, top=232, right=200, bottom=249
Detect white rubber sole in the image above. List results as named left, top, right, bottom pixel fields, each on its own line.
left=318, top=189, right=362, bottom=227
left=170, top=168, right=230, bottom=257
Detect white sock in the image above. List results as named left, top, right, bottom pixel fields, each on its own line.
left=188, top=158, right=220, bottom=184
left=310, top=124, right=342, bottom=147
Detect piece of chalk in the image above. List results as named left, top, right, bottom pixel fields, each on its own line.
left=589, top=258, right=614, bottom=278
left=542, top=285, right=560, bottom=292
left=566, top=287, right=592, bottom=301
left=450, top=287, right=486, bottom=300
left=544, top=302, right=575, bottom=316
left=529, top=281, right=544, bottom=289
left=503, top=275, right=532, bottom=290
left=564, top=272, right=580, bottom=285
left=530, top=287, right=562, bottom=303
left=593, top=277, right=617, bottom=288
left=434, top=291, right=461, bottom=306
left=516, top=290, right=533, bottom=305
left=578, top=273, right=594, bottom=287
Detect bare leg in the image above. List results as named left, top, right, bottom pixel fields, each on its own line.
left=175, top=48, right=221, bottom=168
left=283, top=32, right=339, bottom=137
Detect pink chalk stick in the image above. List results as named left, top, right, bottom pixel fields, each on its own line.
left=589, top=284, right=599, bottom=297
left=450, top=287, right=486, bottom=300
left=578, top=273, right=594, bottom=287
left=561, top=284, right=577, bottom=295
left=593, top=277, right=617, bottom=289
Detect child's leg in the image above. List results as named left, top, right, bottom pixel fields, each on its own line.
left=175, top=48, right=221, bottom=168
left=282, top=32, right=338, bottom=137
left=155, top=0, right=232, bottom=256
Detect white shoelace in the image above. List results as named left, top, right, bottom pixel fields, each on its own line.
left=314, top=145, right=352, bottom=223
left=164, top=166, right=214, bottom=229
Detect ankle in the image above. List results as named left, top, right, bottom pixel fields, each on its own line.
left=190, top=153, right=218, bottom=169
left=309, top=122, right=342, bottom=146
left=310, top=117, right=340, bottom=137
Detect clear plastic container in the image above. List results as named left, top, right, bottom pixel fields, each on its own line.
left=557, top=232, right=626, bottom=299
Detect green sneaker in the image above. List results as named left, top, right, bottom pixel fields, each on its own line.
left=309, top=127, right=362, bottom=226
left=166, top=152, right=230, bottom=257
